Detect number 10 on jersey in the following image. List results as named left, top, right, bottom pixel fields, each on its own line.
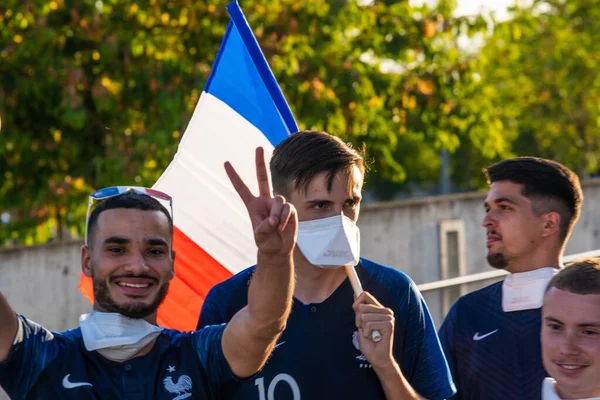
left=255, top=374, right=301, bottom=399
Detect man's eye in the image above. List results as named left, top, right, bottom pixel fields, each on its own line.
left=548, top=323, right=561, bottom=331
left=108, top=247, right=125, bottom=254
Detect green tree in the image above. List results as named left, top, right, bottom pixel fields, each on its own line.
left=475, top=0, right=600, bottom=179
left=0, top=0, right=498, bottom=245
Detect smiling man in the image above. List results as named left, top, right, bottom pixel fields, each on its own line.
left=542, top=258, right=600, bottom=400
left=438, top=157, right=583, bottom=400
left=0, top=148, right=298, bottom=399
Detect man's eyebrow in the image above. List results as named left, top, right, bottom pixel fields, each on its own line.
left=544, top=316, right=600, bottom=328
left=103, top=236, right=130, bottom=245
left=147, top=238, right=169, bottom=247
left=578, top=322, right=600, bottom=328
left=494, top=197, right=518, bottom=205
left=484, top=197, right=519, bottom=208
left=304, top=198, right=332, bottom=204
left=544, top=316, right=563, bottom=324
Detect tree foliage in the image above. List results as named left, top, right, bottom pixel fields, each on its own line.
left=0, top=0, right=499, bottom=245
left=475, top=0, right=600, bottom=181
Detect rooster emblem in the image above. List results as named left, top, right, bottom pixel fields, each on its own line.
left=163, top=375, right=193, bottom=400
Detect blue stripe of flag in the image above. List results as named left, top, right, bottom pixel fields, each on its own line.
left=204, top=1, right=299, bottom=147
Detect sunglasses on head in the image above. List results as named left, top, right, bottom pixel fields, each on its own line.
left=84, top=186, right=173, bottom=246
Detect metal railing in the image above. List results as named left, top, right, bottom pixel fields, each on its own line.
left=417, top=249, right=600, bottom=292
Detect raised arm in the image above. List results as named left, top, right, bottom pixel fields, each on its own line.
left=0, top=291, right=18, bottom=362
left=221, top=147, right=297, bottom=378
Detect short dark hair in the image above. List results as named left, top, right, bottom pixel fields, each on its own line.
left=270, top=130, right=366, bottom=195
left=545, top=258, right=600, bottom=295
left=484, top=157, right=583, bottom=243
left=87, top=192, right=173, bottom=246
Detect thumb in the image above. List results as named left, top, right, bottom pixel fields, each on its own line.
left=281, top=205, right=298, bottom=249
left=255, top=219, right=277, bottom=235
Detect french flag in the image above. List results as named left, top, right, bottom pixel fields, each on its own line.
left=80, top=1, right=298, bottom=330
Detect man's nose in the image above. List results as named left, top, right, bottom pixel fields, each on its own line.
left=123, top=252, right=149, bottom=275
left=482, top=210, right=496, bottom=228
left=559, top=332, right=581, bottom=356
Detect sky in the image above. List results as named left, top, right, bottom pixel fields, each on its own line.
left=454, top=0, right=515, bottom=20
left=410, top=0, right=525, bottom=21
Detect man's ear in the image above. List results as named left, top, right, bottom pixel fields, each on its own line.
left=541, top=211, right=561, bottom=238
left=81, top=245, right=93, bottom=277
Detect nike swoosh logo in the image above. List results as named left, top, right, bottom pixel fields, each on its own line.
left=62, top=374, right=93, bottom=389
left=274, top=341, right=286, bottom=349
left=473, top=329, right=499, bottom=341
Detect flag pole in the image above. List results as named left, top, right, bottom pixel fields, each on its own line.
left=345, top=265, right=382, bottom=342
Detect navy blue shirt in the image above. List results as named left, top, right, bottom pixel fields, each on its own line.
left=0, top=315, right=235, bottom=399
left=198, top=258, right=456, bottom=400
left=438, top=281, right=548, bottom=400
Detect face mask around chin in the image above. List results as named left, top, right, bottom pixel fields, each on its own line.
left=79, top=311, right=163, bottom=361
left=296, top=214, right=360, bottom=269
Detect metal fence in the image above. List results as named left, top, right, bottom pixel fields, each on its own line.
left=417, top=249, right=600, bottom=293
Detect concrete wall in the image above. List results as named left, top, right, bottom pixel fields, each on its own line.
left=0, top=240, right=91, bottom=331
left=0, top=240, right=91, bottom=399
left=2, top=179, right=600, bottom=398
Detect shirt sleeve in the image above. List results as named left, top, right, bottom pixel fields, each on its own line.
left=193, top=323, right=237, bottom=392
left=438, top=303, right=461, bottom=400
left=197, top=285, right=227, bottom=330
left=0, top=315, right=60, bottom=399
left=399, top=282, right=457, bottom=400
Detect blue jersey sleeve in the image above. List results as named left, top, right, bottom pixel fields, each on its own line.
left=193, top=323, right=237, bottom=390
left=197, top=284, right=229, bottom=330
left=438, top=303, right=461, bottom=400
left=401, top=282, right=456, bottom=400
left=0, top=315, right=60, bottom=399
left=197, top=268, right=254, bottom=331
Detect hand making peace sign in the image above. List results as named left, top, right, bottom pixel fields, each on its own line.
left=225, top=147, right=298, bottom=256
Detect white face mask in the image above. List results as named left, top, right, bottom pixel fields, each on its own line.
left=79, top=311, right=163, bottom=362
left=502, top=267, right=558, bottom=312
left=296, top=214, right=360, bottom=269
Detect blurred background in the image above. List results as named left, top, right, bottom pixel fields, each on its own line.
left=2, top=0, right=600, bottom=246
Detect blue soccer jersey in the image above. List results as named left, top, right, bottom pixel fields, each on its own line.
left=438, top=281, right=548, bottom=400
left=198, top=258, right=456, bottom=400
left=0, top=315, right=236, bottom=399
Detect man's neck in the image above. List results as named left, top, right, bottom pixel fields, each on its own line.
left=556, top=383, right=600, bottom=400
left=293, top=251, right=349, bottom=304
left=505, top=250, right=562, bottom=274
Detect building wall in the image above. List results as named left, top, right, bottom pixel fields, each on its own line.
left=0, top=240, right=90, bottom=331
left=0, top=240, right=89, bottom=400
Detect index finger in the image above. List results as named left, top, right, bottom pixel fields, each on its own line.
left=255, top=147, right=272, bottom=198
left=225, top=161, right=254, bottom=205
left=352, top=291, right=383, bottom=310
